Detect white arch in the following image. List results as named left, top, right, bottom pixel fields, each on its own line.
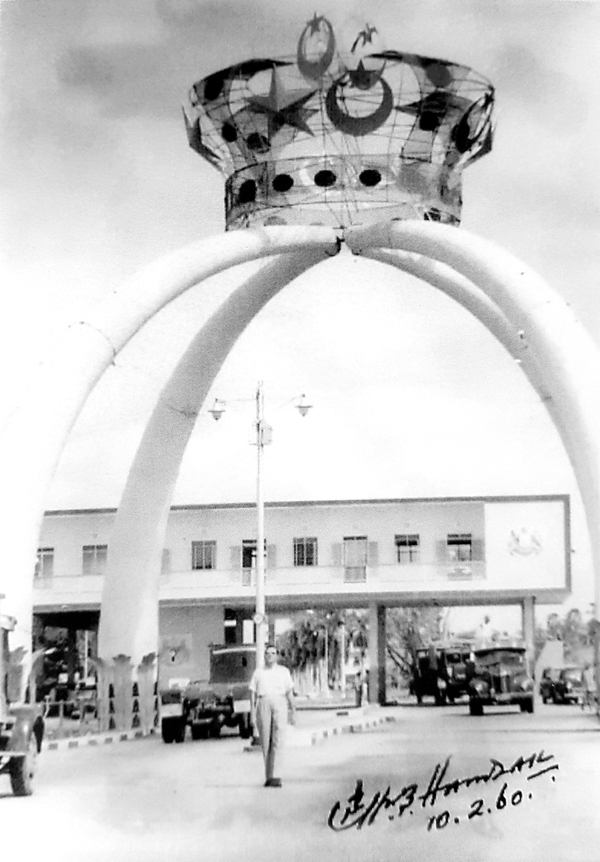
left=98, top=250, right=330, bottom=662
left=348, top=221, right=600, bottom=629
left=0, top=226, right=339, bottom=670
left=102, top=239, right=586, bottom=667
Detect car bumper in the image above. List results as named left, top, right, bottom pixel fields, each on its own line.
left=473, top=692, right=533, bottom=705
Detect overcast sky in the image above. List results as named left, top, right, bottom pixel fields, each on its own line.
left=1, top=0, right=599, bottom=621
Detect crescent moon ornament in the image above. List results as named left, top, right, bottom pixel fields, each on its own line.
left=325, top=77, right=393, bottom=136
left=452, top=93, right=493, bottom=154
left=297, top=15, right=336, bottom=80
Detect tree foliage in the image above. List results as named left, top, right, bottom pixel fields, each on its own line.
left=277, top=606, right=447, bottom=693
left=537, top=607, right=595, bottom=663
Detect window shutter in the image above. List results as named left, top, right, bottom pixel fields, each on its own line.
left=436, top=540, right=448, bottom=562
left=367, top=542, right=379, bottom=566
left=161, top=549, right=171, bottom=575
left=472, top=539, right=484, bottom=562
left=230, top=545, right=242, bottom=569
left=267, top=544, right=277, bottom=570
left=331, top=543, right=343, bottom=567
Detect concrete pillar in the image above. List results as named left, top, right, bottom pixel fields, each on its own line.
left=521, top=596, right=536, bottom=677
left=367, top=603, right=387, bottom=705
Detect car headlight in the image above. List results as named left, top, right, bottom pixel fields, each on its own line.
left=520, top=679, right=533, bottom=691
left=473, top=680, right=488, bottom=694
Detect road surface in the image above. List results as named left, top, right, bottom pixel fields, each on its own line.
left=1, top=702, right=599, bottom=862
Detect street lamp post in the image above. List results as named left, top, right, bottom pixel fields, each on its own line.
left=209, top=383, right=311, bottom=673
left=254, top=381, right=268, bottom=671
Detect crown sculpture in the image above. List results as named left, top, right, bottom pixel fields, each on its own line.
left=184, top=15, right=494, bottom=230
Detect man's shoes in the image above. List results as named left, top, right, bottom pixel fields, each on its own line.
left=264, top=778, right=282, bottom=787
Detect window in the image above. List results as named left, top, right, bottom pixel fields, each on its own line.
left=242, top=539, right=257, bottom=569
left=294, top=537, right=318, bottom=566
left=343, top=536, right=367, bottom=582
left=35, top=547, right=54, bottom=579
left=447, top=534, right=472, bottom=562
left=395, top=534, right=420, bottom=564
left=82, top=544, right=108, bottom=576
left=191, top=540, right=216, bottom=570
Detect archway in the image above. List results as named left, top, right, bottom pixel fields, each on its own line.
left=2, top=222, right=600, bottom=709
left=94, top=221, right=600, bottom=711
left=0, top=225, right=339, bottom=696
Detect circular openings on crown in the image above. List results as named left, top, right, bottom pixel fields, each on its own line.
left=272, top=174, right=294, bottom=193
left=359, top=169, right=382, bottom=187
left=246, top=133, right=270, bottom=152
left=314, top=169, right=337, bottom=188
left=238, top=180, right=256, bottom=204
left=221, top=122, right=237, bottom=142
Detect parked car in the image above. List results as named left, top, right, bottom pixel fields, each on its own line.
left=0, top=609, right=45, bottom=795
left=552, top=666, right=585, bottom=704
left=159, top=644, right=255, bottom=743
left=411, top=644, right=472, bottom=705
left=442, top=646, right=473, bottom=702
left=539, top=667, right=562, bottom=703
left=467, top=644, right=534, bottom=715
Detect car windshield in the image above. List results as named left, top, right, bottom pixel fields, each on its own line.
left=561, top=668, right=583, bottom=682
left=210, top=649, right=256, bottom=683
left=475, top=649, right=525, bottom=667
left=445, top=652, right=468, bottom=664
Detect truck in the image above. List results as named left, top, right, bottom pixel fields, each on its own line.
left=411, top=643, right=473, bottom=705
left=0, top=597, right=45, bottom=796
left=467, top=642, right=535, bottom=715
left=159, top=644, right=256, bottom=743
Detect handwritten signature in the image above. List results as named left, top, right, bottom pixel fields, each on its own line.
left=327, top=749, right=559, bottom=832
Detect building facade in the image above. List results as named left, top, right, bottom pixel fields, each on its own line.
left=33, top=495, right=570, bottom=697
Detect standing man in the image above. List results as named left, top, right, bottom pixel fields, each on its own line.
left=249, top=643, right=296, bottom=788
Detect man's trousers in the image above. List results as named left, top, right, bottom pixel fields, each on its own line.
left=256, top=696, right=288, bottom=781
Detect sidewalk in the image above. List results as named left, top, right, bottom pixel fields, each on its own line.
left=44, top=702, right=400, bottom=751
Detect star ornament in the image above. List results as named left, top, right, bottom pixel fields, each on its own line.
left=247, top=69, right=317, bottom=137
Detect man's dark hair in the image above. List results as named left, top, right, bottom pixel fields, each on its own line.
left=265, top=642, right=276, bottom=651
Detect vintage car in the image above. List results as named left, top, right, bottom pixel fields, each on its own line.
left=552, top=666, right=585, bottom=704
left=160, top=644, right=256, bottom=743
left=539, top=667, right=562, bottom=703
left=411, top=644, right=472, bottom=705
left=467, top=644, right=534, bottom=715
left=0, top=609, right=45, bottom=795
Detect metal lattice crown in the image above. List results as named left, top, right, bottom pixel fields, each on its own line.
left=184, top=15, right=494, bottom=230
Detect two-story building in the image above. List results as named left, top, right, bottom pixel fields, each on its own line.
left=33, top=494, right=570, bottom=698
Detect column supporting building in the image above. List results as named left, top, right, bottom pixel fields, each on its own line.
left=368, top=603, right=387, bottom=705
left=521, top=596, right=536, bottom=676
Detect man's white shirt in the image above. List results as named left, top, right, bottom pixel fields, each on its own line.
left=250, top=664, right=293, bottom=699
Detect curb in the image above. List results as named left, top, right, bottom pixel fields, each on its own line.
left=44, top=710, right=400, bottom=751
left=306, top=711, right=398, bottom=746
left=45, top=728, right=154, bottom=751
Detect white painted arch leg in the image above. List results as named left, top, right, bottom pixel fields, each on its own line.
left=349, top=221, right=600, bottom=662
left=0, top=226, right=339, bottom=687
left=98, top=250, right=331, bottom=664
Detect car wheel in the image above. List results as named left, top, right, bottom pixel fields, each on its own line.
left=238, top=714, right=252, bottom=739
left=191, top=723, right=205, bottom=741
left=161, top=717, right=176, bottom=743
left=208, top=722, right=221, bottom=739
left=9, top=736, right=37, bottom=796
left=469, top=700, right=483, bottom=716
left=520, top=698, right=534, bottom=714
left=174, top=719, right=186, bottom=743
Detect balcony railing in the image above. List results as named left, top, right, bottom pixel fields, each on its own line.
left=33, top=561, right=487, bottom=609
